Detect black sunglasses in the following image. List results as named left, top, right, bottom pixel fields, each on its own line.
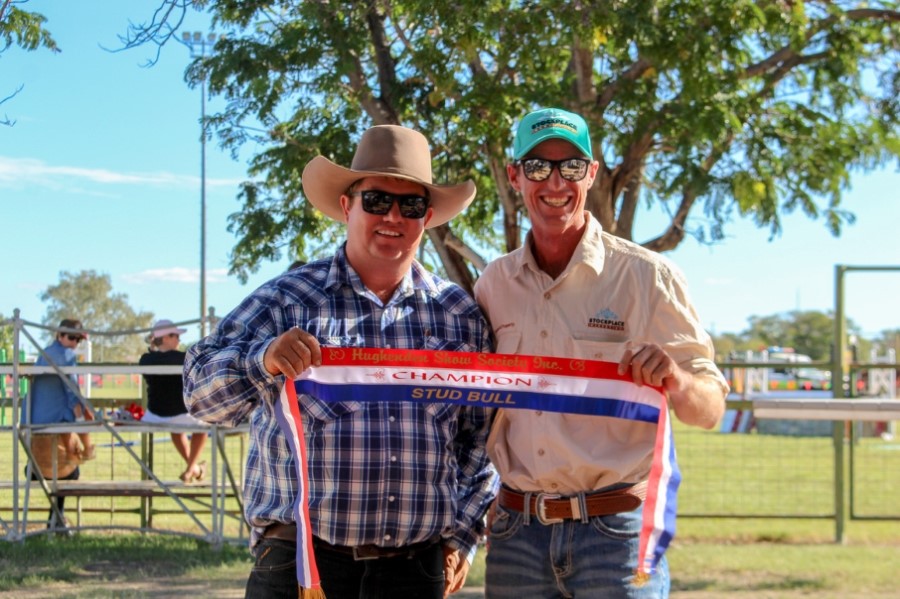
left=353, top=190, right=430, bottom=219
left=65, top=334, right=84, bottom=342
left=517, top=157, right=591, bottom=182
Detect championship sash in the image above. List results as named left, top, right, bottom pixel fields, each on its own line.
left=275, top=347, right=680, bottom=595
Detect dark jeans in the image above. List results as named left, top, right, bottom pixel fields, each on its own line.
left=28, top=465, right=80, bottom=526
left=245, top=537, right=445, bottom=599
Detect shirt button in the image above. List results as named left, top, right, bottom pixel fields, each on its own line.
left=384, top=534, right=391, bottom=541
left=388, top=496, right=395, bottom=502
left=551, top=483, right=559, bottom=490
left=390, top=455, right=397, bottom=462
left=544, top=292, right=551, bottom=300
left=535, top=411, right=542, bottom=416
left=540, top=330, right=548, bottom=338
left=388, top=416, right=396, bottom=422
left=537, top=449, right=545, bottom=456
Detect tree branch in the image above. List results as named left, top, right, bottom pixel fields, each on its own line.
left=744, top=8, right=900, bottom=80
left=595, top=58, right=653, bottom=112
left=615, top=161, right=643, bottom=242
left=642, top=130, right=735, bottom=252
left=427, top=225, right=475, bottom=294
left=443, top=230, right=487, bottom=272
left=570, top=37, right=595, bottom=105
left=364, top=0, right=400, bottom=123
left=107, top=0, right=192, bottom=67
left=0, top=0, right=12, bottom=23
left=488, top=146, right=521, bottom=252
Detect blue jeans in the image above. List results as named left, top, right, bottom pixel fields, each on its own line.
left=485, top=503, right=670, bottom=599
left=244, top=537, right=445, bottom=599
left=244, top=539, right=297, bottom=599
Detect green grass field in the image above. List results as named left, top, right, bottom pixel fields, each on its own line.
left=3, top=398, right=900, bottom=597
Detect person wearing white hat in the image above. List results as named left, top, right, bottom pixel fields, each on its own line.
left=184, top=125, right=496, bottom=598
left=139, top=319, right=208, bottom=484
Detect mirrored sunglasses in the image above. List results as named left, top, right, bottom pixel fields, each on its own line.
left=517, top=157, right=591, bottom=182
left=354, top=189, right=430, bottom=219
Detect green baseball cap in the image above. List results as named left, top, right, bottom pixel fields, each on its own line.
left=513, top=107, right=593, bottom=160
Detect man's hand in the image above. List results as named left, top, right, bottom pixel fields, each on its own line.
left=64, top=432, right=80, bottom=457
left=442, top=546, right=470, bottom=597
left=617, top=342, right=685, bottom=392
left=618, top=342, right=725, bottom=429
left=262, top=327, right=322, bottom=379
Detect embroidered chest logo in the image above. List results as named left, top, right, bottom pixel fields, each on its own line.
left=588, top=308, right=626, bottom=332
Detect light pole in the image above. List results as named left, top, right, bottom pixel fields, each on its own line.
left=182, top=31, right=217, bottom=338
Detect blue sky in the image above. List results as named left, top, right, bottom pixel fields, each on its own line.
left=3, top=2, right=899, bottom=346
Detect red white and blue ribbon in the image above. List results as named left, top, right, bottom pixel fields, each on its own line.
left=274, top=347, right=680, bottom=591
left=275, top=382, right=321, bottom=593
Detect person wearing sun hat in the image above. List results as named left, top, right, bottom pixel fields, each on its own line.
left=184, top=124, right=496, bottom=598
left=474, top=107, right=729, bottom=597
left=139, top=319, right=208, bottom=484
left=26, top=318, right=95, bottom=532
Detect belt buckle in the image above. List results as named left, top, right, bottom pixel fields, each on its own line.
left=352, top=546, right=380, bottom=561
left=535, top=492, right=563, bottom=525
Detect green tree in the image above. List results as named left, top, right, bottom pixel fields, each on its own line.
left=126, top=1, right=899, bottom=293
left=0, top=313, right=14, bottom=360
left=740, top=309, right=865, bottom=360
left=39, top=270, right=154, bottom=363
left=0, top=0, right=59, bottom=126
left=872, top=328, right=900, bottom=358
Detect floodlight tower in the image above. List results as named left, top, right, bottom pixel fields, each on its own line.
left=181, top=31, right=217, bottom=338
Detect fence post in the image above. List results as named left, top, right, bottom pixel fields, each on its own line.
left=0, top=347, right=6, bottom=427
left=833, top=265, right=847, bottom=544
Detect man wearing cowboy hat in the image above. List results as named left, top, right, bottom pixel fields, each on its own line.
left=184, top=125, right=497, bottom=598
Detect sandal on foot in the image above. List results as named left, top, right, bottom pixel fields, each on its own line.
left=195, top=461, right=207, bottom=482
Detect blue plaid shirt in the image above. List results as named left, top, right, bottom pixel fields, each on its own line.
left=184, top=246, right=497, bottom=557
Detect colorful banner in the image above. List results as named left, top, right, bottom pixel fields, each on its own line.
left=275, top=347, right=680, bottom=592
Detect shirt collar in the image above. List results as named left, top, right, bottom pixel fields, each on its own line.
left=511, top=212, right=606, bottom=278
left=325, top=244, right=438, bottom=302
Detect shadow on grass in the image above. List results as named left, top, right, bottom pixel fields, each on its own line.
left=672, top=574, right=828, bottom=593
left=0, top=534, right=251, bottom=591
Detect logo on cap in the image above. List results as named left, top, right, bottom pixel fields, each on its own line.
left=531, top=117, right=579, bottom=135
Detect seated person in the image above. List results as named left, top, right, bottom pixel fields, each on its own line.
left=139, top=319, right=208, bottom=483
left=26, top=318, right=95, bottom=530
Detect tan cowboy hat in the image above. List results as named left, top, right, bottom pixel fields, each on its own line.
left=301, top=125, right=476, bottom=229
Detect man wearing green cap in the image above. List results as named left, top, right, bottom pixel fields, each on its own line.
left=474, top=108, right=728, bottom=597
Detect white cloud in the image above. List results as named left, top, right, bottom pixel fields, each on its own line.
left=122, top=267, right=230, bottom=284
left=0, top=156, right=244, bottom=189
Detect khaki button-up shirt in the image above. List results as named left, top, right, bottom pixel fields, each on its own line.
left=474, top=214, right=728, bottom=495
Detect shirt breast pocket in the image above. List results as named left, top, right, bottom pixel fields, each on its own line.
left=494, top=330, right=522, bottom=355
left=420, top=336, right=478, bottom=353
left=570, top=339, right=626, bottom=363
left=317, top=335, right=364, bottom=348
left=300, top=335, right=366, bottom=420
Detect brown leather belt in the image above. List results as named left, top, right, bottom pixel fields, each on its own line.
left=262, top=522, right=439, bottom=561
left=313, top=535, right=440, bottom=561
left=498, top=481, right=647, bottom=524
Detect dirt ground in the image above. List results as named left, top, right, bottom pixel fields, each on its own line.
left=6, top=576, right=898, bottom=599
